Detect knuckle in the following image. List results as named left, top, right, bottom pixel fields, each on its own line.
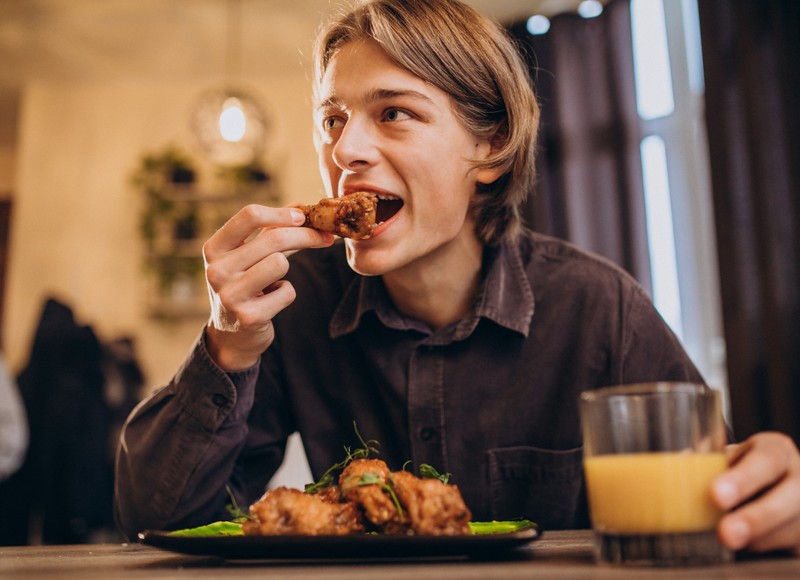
left=204, top=262, right=226, bottom=289
left=276, top=282, right=297, bottom=307
left=262, top=227, right=291, bottom=248
left=201, top=239, right=217, bottom=262
left=761, top=432, right=798, bottom=464
left=263, top=280, right=296, bottom=307
left=777, top=432, right=798, bottom=453
left=239, top=203, right=263, bottom=221
left=285, top=283, right=297, bottom=303
left=268, top=252, right=290, bottom=275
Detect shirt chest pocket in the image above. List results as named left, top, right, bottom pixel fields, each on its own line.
left=487, top=446, right=587, bottom=530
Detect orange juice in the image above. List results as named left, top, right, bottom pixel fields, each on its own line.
left=584, top=452, right=727, bottom=534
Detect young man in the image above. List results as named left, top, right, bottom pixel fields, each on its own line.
left=115, top=0, right=800, bottom=553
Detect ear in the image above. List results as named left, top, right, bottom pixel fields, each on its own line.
left=475, top=163, right=506, bottom=185
left=473, top=134, right=507, bottom=185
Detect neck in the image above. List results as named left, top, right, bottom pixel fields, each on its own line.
left=383, top=231, right=484, bottom=331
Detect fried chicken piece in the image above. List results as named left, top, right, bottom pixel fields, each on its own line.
left=300, top=192, right=377, bottom=239
left=314, top=485, right=344, bottom=504
left=339, top=459, right=402, bottom=528
left=391, top=470, right=472, bottom=535
left=243, top=486, right=364, bottom=536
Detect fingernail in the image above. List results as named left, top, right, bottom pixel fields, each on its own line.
left=290, top=208, right=306, bottom=224
left=714, top=478, right=738, bottom=509
left=725, top=518, right=750, bottom=550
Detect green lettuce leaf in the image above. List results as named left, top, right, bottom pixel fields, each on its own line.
left=166, top=519, right=536, bottom=537
left=168, top=521, right=244, bottom=537
left=468, top=520, right=536, bottom=535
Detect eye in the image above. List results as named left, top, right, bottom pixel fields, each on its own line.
left=322, top=116, right=345, bottom=131
left=382, top=108, right=412, bottom=123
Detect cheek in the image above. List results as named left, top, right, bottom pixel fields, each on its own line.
left=420, top=164, right=477, bottom=212
left=317, top=149, right=338, bottom=191
left=416, top=189, right=473, bottom=237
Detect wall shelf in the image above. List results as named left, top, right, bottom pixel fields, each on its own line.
left=145, top=183, right=281, bottom=320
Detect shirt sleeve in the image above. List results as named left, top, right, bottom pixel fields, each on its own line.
left=620, top=285, right=705, bottom=384
left=114, top=330, right=269, bottom=539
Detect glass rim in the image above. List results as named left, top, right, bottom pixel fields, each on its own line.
left=580, top=381, right=714, bottom=403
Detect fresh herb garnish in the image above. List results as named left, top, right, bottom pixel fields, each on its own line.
left=356, top=472, right=404, bottom=519
left=224, top=485, right=250, bottom=522
left=402, top=461, right=451, bottom=484
left=419, top=463, right=451, bottom=484
left=305, top=422, right=380, bottom=494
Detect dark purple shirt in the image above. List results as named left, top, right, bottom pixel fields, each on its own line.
left=114, top=230, right=702, bottom=539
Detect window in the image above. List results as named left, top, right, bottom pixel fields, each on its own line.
left=631, top=0, right=728, bottom=397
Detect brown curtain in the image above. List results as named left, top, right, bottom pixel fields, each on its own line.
left=512, top=0, right=800, bottom=442
left=509, top=0, right=652, bottom=292
left=698, top=0, right=800, bottom=442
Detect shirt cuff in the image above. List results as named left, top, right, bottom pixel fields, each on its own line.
left=170, top=330, right=261, bottom=431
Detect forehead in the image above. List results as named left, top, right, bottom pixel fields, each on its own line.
left=316, top=40, right=442, bottom=106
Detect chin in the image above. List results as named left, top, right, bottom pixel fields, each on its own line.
left=345, top=241, right=397, bottom=277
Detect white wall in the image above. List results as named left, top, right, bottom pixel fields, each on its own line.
left=3, top=76, right=322, bottom=390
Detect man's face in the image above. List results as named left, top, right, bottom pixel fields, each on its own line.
left=314, top=40, right=493, bottom=277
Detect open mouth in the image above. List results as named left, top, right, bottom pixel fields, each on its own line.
left=376, top=195, right=403, bottom=224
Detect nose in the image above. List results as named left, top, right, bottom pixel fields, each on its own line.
left=331, top=115, right=378, bottom=172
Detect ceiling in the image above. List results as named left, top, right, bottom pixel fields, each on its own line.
left=0, top=0, right=588, bottom=84
left=0, top=0, right=589, bottom=146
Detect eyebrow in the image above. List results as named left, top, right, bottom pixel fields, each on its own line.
left=316, top=88, right=435, bottom=111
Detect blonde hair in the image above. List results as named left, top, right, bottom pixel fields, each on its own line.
left=314, top=0, right=540, bottom=245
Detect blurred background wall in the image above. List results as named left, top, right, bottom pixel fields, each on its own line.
left=5, top=77, right=319, bottom=387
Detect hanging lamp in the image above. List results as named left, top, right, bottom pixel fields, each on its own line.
left=190, top=0, right=269, bottom=166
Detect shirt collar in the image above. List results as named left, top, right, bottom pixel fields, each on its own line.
left=329, top=238, right=535, bottom=340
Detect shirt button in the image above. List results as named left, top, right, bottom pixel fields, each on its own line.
left=212, top=393, right=228, bottom=408
left=420, top=427, right=436, bottom=441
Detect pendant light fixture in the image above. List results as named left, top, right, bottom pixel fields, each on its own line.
left=191, top=0, right=269, bottom=166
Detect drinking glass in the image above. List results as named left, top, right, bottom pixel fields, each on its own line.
left=580, top=382, right=733, bottom=566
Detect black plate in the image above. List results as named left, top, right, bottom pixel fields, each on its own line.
left=138, top=525, right=540, bottom=560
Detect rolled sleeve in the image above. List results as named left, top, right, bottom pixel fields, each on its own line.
left=114, top=331, right=259, bottom=539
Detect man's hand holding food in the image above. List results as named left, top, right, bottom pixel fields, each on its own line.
left=203, top=205, right=333, bottom=371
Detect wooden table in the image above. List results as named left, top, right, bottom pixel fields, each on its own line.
left=2, top=530, right=799, bottom=579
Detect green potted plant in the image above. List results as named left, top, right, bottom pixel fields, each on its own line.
left=131, top=148, right=203, bottom=303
